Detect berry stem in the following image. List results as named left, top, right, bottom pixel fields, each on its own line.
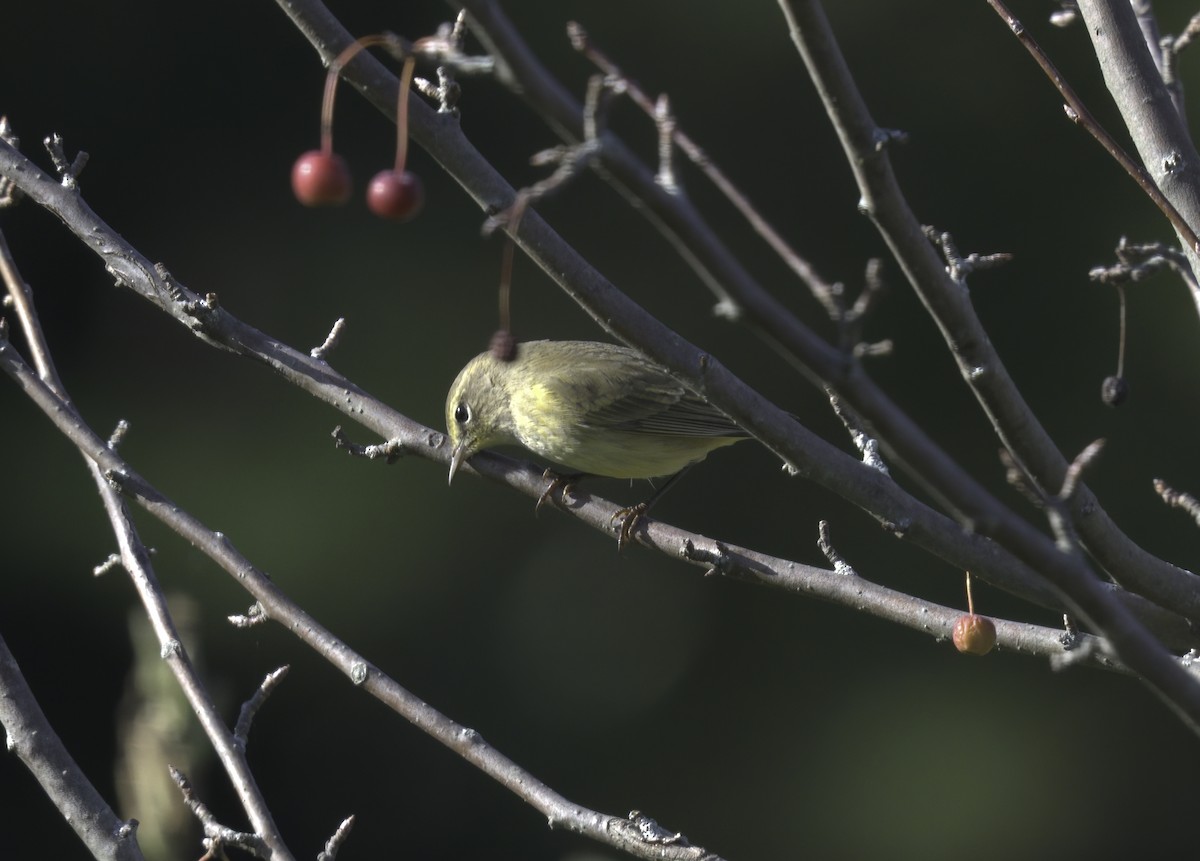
left=320, top=34, right=400, bottom=156
left=394, top=56, right=416, bottom=173
left=498, top=195, right=529, bottom=335
left=965, top=570, right=976, bottom=615
left=1116, top=284, right=1127, bottom=379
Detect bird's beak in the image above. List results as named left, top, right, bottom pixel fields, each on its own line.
left=448, top=438, right=469, bottom=486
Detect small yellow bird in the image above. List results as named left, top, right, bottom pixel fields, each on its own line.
left=445, top=339, right=748, bottom=486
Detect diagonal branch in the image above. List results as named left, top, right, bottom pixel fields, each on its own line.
left=1076, top=0, right=1200, bottom=289
left=4, top=1, right=1200, bottom=733
left=93, top=473, right=293, bottom=860
left=0, top=632, right=145, bottom=861
left=4, top=125, right=1194, bottom=650
left=441, top=0, right=1200, bottom=634
left=774, top=0, right=1200, bottom=627
left=986, top=0, right=1200, bottom=260
left=0, top=336, right=725, bottom=861
left=275, top=0, right=1200, bottom=732
left=1, top=230, right=294, bottom=860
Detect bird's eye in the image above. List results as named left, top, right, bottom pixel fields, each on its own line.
left=454, top=403, right=471, bottom=425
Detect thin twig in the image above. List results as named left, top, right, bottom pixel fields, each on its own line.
left=6, top=2, right=1199, bottom=666
left=0, top=337, right=727, bottom=861
left=0, top=225, right=293, bottom=860
left=0, top=335, right=1169, bottom=682
left=2, top=103, right=1164, bottom=645
left=481, top=68, right=619, bottom=236
left=827, top=387, right=888, bottom=474
left=234, top=666, right=290, bottom=750
left=1049, top=440, right=1106, bottom=553
left=776, top=0, right=1200, bottom=731
left=774, top=0, right=1200, bottom=626
left=567, top=20, right=840, bottom=305
left=93, top=552, right=123, bottom=577
left=453, top=0, right=1200, bottom=635
left=985, top=0, right=1200, bottom=253
left=6, top=0, right=1200, bottom=750
left=924, top=227, right=1013, bottom=283
left=228, top=602, right=268, bottom=628
left=1075, top=1, right=1200, bottom=320
left=1155, top=479, right=1200, bottom=528
left=1089, top=237, right=1200, bottom=294
left=816, top=520, right=856, bottom=576
left=310, top=318, right=346, bottom=360
left=170, top=767, right=269, bottom=860
left=1060, top=440, right=1105, bottom=501
left=331, top=425, right=405, bottom=462
left=317, top=816, right=356, bottom=861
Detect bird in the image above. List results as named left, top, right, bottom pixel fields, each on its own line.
left=445, top=339, right=749, bottom=546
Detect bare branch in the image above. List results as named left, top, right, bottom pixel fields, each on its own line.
left=1048, top=440, right=1106, bottom=553
left=3, top=326, right=1140, bottom=673
left=0, top=632, right=145, bottom=861
left=278, top=7, right=1188, bottom=658
left=1060, top=440, right=1105, bottom=502
left=986, top=0, right=1200, bottom=260
left=1155, top=478, right=1200, bottom=528
left=4, top=4, right=1197, bottom=721
left=234, top=667, right=290, bottom=750
left=0, top=113, right=1155, bottom=644
left=316, top=816, right=356, bottom=861
left=443, top=0, right=1200, bottom=645
left=228, top=602, right=269, bottom=629
left=774, top=0, right=1200, bottom=634
left=169, top=767, right=269, bottom=860
left=827, top=387, right=888, bottom=474
left=43, top=132, right=88, bottom=188
left=1074, top=1, right=1200, bottom=308
left=924, top=226, right=1013, bottom=283
left=1089, top=237, right=1199, bottom=295
left=0, top=224, right=292, bottom=858
left=8, top=0, right=1200, bottom=853
left=816, top=520, right=856, bottom=577
left=0, top=333, right=734, bottom=860
left=310, top=318, right=346, bottom=360
left=331, top=426, right=406, bottom=463
left=566, top=19, right=839, bottom=307
left=93, top=552, right=123, bottom=577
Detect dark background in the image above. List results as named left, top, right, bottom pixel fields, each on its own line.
left=4, top=1, right=1200, bottom=858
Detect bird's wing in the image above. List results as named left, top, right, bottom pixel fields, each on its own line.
left=621, top=392, right=748, bottom=437
left=566, top=351, right=746, bottom=438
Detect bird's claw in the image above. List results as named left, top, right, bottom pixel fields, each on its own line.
left=535, top=469, right=579, bottom=514
left=611, top=502, right=648, bottom=552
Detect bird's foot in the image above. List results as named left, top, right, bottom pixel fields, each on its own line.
left=535, top=469, right=582, bottom=514
left=610, top=502, right=649, bottom=552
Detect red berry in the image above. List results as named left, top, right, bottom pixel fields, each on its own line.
left=292, top=150, right=352, bottom=207
left=952, top=614, right=997, bottom=655
left=366, top=170, right=424, bottom=221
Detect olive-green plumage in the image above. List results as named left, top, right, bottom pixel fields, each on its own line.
left=445, top=340, right=747, bottom=483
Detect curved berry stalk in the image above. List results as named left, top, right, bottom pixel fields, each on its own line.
left=487, top=194, right=529, bottom=362
left=292, top=34, right=425, bottom=220
left=366, top=55, right=425, bottom=221
left=290, top=36, right=389, bottom=207
left=1101, top=284, right=1129, bottom=407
